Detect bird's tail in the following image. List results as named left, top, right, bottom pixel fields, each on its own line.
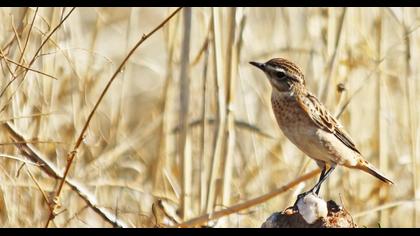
left=354, top=159, right=394, bottom=185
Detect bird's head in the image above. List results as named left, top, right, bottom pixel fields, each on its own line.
left=249, top=58, right=305, bottom=92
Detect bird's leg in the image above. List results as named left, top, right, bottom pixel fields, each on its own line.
left=292, top=165, right=327, bottom=210
left=312, top=165, right=335, bottom=195
left=315, top=164, right=327, bottom=191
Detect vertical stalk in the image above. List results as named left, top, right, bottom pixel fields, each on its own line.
left=178, top=7, right=192, bottom=220
left=402, top=11, right=417, bottom=227
left=221, top=7, right=237, bottom=209
left=375, top=8, right=389, bottom=227
left=199, top=38, right=210, bottom=214
left=205, top=7, right=227, bottom=214
left=8, top=7, right=29, bottom=129
left=153, top=9, right=181, bottom=192
left=319, top=7, right=346, bottom=102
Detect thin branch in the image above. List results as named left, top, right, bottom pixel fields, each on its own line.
left=177, top=169, right=320, bottom=227
left=353, top=199, right=420, bottom=219
left=334, top=58, right=384, bottom=119
left=25, top=165, right=51, bottom=207
left=16, top=7, right=38, bottom=67
left=10, top=16, right=25, bottom=57
left=191, top=28, right=211, bottom=66
left=0, top=53, right=58, bottom=80
left=0, top=140, right=65, bottom=146
left=0, top=8, right=29, bottom=54
left=172, top=118, right=273, bottom=139
left=0, top=111, right=54, bottom=123
left=0, top=153, right=41, bottom=166
left=0, top=47, right=18, bottom=81
left=44, top=7, right=183, bottom=228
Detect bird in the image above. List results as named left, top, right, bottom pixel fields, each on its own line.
left=249, top=57, right=393, bottom=201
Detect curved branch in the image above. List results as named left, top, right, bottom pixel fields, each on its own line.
left=177, top=169, right=320, bottom=227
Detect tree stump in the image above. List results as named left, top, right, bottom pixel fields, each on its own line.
left=261, top=193, right=357, bottom=228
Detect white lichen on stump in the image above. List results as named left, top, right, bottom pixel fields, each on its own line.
left=296, top=193, right=328, bottom=224
left=261, top=193, right=356, bottom=228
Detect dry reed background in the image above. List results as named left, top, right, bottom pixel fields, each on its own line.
left=0, top=7, right=418, bottom=227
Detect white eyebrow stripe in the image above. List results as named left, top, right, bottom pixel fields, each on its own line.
left=275, top=68, right=286, bottom=73
left=266, top=64, right=286, bottom=74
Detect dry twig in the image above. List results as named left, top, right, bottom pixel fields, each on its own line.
left=177, top=169, right=320, bottom=227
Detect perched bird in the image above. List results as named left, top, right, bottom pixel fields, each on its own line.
left=249, top=58, right=393, bottom=199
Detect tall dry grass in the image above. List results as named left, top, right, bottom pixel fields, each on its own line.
left=0, top=7, right=418, bottom=227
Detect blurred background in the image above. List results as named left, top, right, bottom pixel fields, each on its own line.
left=0, top=7, right=418, bottom=227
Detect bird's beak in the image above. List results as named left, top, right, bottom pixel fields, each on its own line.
left=249, top=61, right=265, bottom=71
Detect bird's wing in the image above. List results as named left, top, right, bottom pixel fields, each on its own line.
left=297, top=90, right=361, bottom=154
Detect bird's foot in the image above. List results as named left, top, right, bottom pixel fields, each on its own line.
left=292, top=192, right=308, bottom=211
left=292, top=189, right=318, bottom=212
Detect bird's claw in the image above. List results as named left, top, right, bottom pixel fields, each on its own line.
left=292, top=189, right=320, bottom=212
left=292, top=192, right=308, bottom=211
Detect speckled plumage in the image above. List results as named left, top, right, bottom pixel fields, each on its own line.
left=250, top=58, right=393, bottom=185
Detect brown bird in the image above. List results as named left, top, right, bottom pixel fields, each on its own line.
left=250, top=58, right=393, bottom=199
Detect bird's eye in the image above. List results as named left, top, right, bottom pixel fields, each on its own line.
left=276, top=71, right=286, bottom=78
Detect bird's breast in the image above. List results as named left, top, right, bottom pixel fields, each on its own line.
left=271, top=91, right=321, bottom=154
left=271, top=91, right=312, bottom=130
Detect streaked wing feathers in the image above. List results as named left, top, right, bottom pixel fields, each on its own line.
left=297, top=91, right=361, bottom=154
